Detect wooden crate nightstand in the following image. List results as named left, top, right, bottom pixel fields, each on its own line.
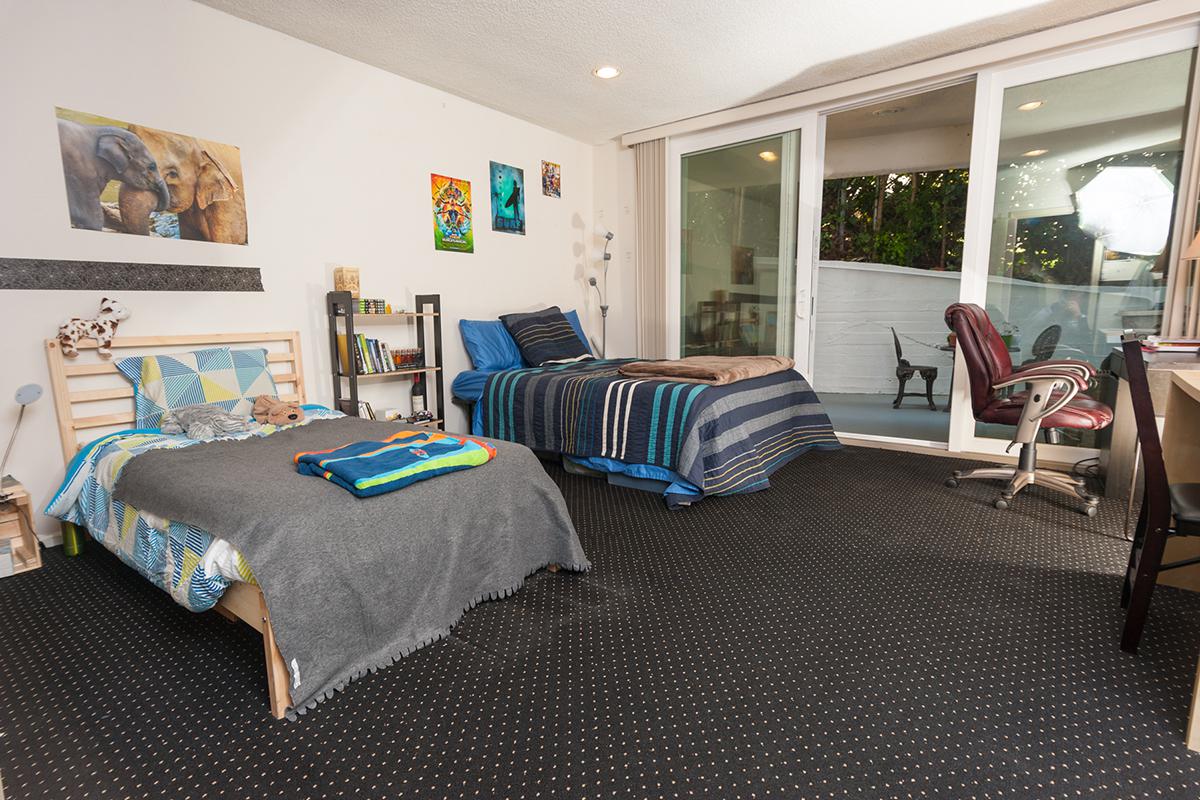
left=1, top=476, right=43, bottom=575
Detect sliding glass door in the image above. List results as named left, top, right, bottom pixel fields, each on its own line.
left=667, top=26, right=1199, bottom=459
left=680, top=133, right=800, bottom=359
left=812, top=81, right=976, bottom=443
left=953, top=29, right=1199, bottom=455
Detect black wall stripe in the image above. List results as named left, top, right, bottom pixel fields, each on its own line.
left=0, top=258, right=263, bottom=292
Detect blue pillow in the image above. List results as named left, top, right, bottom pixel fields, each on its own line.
left=501, top=306, right=593, bottom=367
left=461, top=311, right=591, bottom=370
left=563, top=310, right=592, bottom=356
left=459, top=320, right=523, bottom=371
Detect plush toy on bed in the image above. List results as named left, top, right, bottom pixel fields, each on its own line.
left=252, top=394, right=305, bottom=426
left=161, top=404, right=257, bottom=440
left=57, top=297, right=132, bottom=359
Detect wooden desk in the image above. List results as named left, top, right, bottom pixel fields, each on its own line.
left=1103, top=349, right=1200, bottom=501
left=1157, top=371, right=1200, bottom=595
left=1160, top=372, right=1200, bottom=751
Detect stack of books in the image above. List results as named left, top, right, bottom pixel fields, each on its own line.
left=356, top=298, right=389, bottom=314
left=1142, top=336, right=1200, bottom=354
left=337, top=334, right=423, bottom=375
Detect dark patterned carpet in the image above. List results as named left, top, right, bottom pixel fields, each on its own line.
left=3, top=448, right=1200, bottom=799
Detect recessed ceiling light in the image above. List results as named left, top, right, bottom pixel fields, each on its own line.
left=758, top=151, right=778, bottom=162
left=871, top=107, right=904, bottom=116
left=1017, top=100, right=1045, bottom=112
left=1022, top=148, right=1049, bottom=157
left=592, top=65, right=621, bottom=79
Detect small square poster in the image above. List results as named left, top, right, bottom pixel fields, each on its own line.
left=541, top=161, right=561, bottom=198
left=431, top=174, right=473, bottom=253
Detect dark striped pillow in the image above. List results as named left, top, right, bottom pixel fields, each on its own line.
left=500, top=306, right=593, bottom=367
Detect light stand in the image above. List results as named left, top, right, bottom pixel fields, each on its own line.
left=1, top=384, right=43, bottom=502
left=589, top=231, right=615, bottom=358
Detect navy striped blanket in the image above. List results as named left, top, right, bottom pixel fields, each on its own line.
left=478, top=358, right=840, bottom=507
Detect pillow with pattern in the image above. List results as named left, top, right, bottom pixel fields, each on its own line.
left=500, top=306, right=593, bottom=367
left=160, top=403, right=258, bottom=440
left=116, top=347, right=278, bottom=429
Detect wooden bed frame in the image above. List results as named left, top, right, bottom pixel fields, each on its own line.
left=46, top=331, right=303, bottom=718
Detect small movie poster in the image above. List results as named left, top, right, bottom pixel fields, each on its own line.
left=489, top=161, right=525, bottom=235
left=431, top=174, right=473, bottom=253
left=541, top=160, right=561, bottom=198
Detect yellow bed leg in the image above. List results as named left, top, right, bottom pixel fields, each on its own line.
left=62, top=522, right=85, bottom=557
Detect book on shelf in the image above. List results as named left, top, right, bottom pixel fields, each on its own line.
left=340, top=333, right=420, bottom=375
left=355, top=334, right=371, bottom=374
left=336, top=334, right=350, bottom=375
left=1142, top=335, right=1200, bottom=353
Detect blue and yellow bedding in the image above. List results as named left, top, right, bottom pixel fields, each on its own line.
left=44, top=406, right=344, bottom=612
left=472, top=358, right=840, bottom=507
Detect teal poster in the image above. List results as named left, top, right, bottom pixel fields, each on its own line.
left=489, top=161, right=525, bottom=235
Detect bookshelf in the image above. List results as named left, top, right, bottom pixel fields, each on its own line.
left=326, top=291, right=446, bottom=431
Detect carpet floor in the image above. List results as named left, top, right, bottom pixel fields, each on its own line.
left=3, top=448, right=1200, bottom=799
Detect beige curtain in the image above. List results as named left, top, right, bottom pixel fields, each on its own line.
left=1163, top=56, right=1200, bottom=338
left=634, top=139, right=668, bottom=358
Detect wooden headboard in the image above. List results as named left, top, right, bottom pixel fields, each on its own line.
left=45, top=331, right=306, bottom=465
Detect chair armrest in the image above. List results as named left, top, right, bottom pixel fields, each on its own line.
left=1011, top=359, right=1096, bottom=379
left=993, top=370, right=1088, bottom=393
left=992, top=372, right=1083, bottom=443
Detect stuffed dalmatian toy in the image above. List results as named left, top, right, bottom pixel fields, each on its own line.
left=57, top=297, right=131, bottom=359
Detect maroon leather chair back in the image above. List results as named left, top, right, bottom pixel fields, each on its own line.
left=945, top=303, right=1014, bottom=416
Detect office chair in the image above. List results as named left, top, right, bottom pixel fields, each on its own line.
left=1117, top=332, right=1200, bottom=653
left=942, top=303, right=1113, bottom=515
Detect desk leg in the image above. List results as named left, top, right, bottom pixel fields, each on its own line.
left=1189, top=653, right=1200, bottom=751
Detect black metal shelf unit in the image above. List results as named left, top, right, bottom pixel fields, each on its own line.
left=326, top=291, right=445, bottom=431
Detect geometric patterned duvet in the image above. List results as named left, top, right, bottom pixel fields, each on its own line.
left=44, top=407, right=344, bottom=612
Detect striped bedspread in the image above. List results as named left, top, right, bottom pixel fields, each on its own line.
left=478, top=358, right=840, bottom=506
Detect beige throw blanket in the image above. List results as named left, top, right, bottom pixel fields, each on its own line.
left=618, top=355, right=795, bottom=385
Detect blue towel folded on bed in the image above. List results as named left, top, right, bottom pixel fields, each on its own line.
left=294, top=430, right=497, bottom=497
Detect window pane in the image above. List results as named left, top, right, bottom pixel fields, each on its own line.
left=681, top=133, right=798, bottom=357
left=981, top=49, right=1195, bottom=446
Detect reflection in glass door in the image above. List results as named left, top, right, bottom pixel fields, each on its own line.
left=978, top=48, right=1196, bottom=447
left=680, top=133, right=799, bottom=357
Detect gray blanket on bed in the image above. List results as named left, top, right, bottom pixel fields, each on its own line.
left=113, top=417, right=589, bottom=717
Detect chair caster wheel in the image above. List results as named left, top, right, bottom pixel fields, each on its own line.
left=995, top=498, right=1010, bottom=510
left=1083, top=505, right=1098, bottom=518
left=944, top=478, right=959, bottom=488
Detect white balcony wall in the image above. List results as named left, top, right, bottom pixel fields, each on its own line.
left=811, top=260, right=1157, bottom=395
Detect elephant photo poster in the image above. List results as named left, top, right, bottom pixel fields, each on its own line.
left=54, top=107, right=248, bottom=245
left=431, top=174, right=474, bottom=253
left=541, top=161, right=561, bottom=198
left=489, top=161, right=525, bottom=235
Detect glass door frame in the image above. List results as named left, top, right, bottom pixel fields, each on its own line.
left=664, top=21, right=1200, bottom=459
left=948, top=24, right=1200, bottom=461
left=667, top=109, right=821, bottom=373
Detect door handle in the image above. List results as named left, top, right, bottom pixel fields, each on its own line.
left=796, top=288, right=808, bottom=319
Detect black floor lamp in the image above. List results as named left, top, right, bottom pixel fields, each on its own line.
left=588, top=231, right=614, bottom=358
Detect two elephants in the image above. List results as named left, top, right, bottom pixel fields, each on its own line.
left=56, top=116, right=247, bottom=244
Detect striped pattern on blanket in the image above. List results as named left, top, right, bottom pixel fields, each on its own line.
left=479, top=358, right=839, bottom=506
left=295, top=430, right=497, bottom=497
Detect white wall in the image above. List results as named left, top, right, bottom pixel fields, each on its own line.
left=0, top=0, right=613, bottom=539
left=824, top=125, right=972, bottom=178
left=589, top=141, right=639, bottom=358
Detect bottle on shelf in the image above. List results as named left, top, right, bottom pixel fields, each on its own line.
left=411, top=373, right=426, bottom=416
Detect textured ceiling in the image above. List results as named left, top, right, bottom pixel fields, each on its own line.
left=195, top=0, right=1151, bottom=144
